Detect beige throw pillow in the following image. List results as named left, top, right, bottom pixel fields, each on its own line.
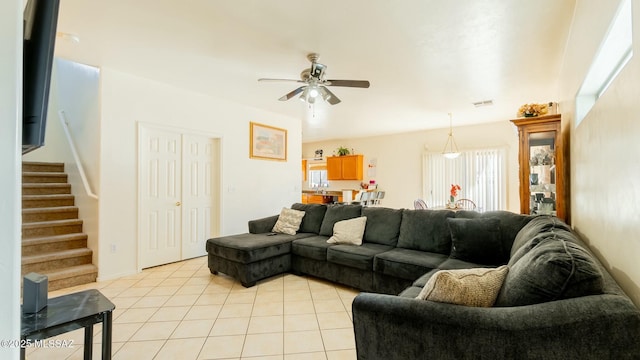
left=272, top=208, right=306, bottom=235
left=416, top=265, right=509, bottom=307
left=327, top=216, right=367, bottom=245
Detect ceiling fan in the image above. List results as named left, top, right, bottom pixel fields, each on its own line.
left=258, top=53, right=370, bottom=105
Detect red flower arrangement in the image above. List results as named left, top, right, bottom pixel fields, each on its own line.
left=450, top=184, right=461, bottom=198
left=450, top=184, right=461, bottom=206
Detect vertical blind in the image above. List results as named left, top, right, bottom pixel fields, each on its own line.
left=423, top=148, right=507, bottom=211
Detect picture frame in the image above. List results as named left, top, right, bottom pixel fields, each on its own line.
left=249, top=122, right=287, bottom=161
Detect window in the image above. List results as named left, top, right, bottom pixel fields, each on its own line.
left=576, top=0, right=633, bottom=126
left=423, top=148, right=507, bottom=211
left=308, top=163, right=329, bottom=188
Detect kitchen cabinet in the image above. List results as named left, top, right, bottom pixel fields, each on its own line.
left=327, top=155, right=363, bottom=180
left=511, top=114, right=568, bottom=223
left=301, top=193, right=336, bottom=204
left=302, top=159, right=307, bottom=181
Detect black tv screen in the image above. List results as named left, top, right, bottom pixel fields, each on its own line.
left=22, top=0, right=60, bottom=155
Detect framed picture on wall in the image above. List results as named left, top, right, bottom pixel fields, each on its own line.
left=249, top=122, right=287, bottom=161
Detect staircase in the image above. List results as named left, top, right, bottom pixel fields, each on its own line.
left=22, top=161, right=98, bottom=291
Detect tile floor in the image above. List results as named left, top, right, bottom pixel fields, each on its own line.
left=26, top=256, right=361, bottom=360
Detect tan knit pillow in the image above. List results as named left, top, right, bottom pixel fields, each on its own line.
left=272, top=208, right=305, bottom=235
left=327, top=216, right=367, bottom=245
left=416, top=266, right=509, bottom=307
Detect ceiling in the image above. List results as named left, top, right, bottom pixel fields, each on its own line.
left=53, top=0, right=576, bottom=142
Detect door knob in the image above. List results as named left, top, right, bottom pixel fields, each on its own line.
left=175, top=201, right=181, bottom=206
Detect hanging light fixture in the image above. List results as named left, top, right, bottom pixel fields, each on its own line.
left=442, top=112, right=460, bottom=159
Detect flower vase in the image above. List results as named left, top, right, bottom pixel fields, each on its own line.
left=449, top=196, right=456, bottom=209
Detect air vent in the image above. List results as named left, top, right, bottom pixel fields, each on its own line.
left=472, top=100, right=494, bottom=107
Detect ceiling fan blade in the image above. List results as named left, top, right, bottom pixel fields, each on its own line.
left=326, top=79, right=370, bottom=88
left=258, top=78, right=305, bottom=83
left=320, top=86, right=341, bottom=105
left=278, top=86, right=306, bottom=101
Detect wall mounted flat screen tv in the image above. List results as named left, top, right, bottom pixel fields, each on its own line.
left=22, top=0, right=60, bottom=155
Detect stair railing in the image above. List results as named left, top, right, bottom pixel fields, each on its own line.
left=58, top=110, right=99, bottom=200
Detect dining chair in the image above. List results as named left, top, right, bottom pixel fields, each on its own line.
left=352, top=191, right=371, bottom=206
left=454, top=198, right=477, bottom=210
left=413, top=198, right=428, bottom=210
left=373, top=191, right=385, bottom=205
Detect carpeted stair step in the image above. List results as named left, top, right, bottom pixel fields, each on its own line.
left=43, top=264, right=99, bottom=292
left=22, top=161, right=64, bottom=173
left=22, top=194, right=75, bottom=208
left=22, top=233, right=88, bottom=256
left=22, top=248, right=93, bottom=275
left=22, top=183, right=71, bottom=195
left=22, top=171, right=68, bottom=184
left=22, top=219, right=83, bottom=238
left=22, top=206, right=79, bottom=223
left=21, top=161, right=97, bottom=291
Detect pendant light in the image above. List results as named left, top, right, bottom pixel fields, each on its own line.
left=442, top=112, right=460, bottom=159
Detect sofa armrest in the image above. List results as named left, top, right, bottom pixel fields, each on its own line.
left=352, top=292, right=640, bottom=360
left=248, top=215, right=279, bottom=234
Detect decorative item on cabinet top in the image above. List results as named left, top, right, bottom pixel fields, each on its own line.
left=517, top=102, right=558, bottom=118
left=336, top=146, right=352, bottom=156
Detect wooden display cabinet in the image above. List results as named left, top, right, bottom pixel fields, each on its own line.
left=327, top=155, right=363, bottom=180
left=511, top=114, right=568, bottom=223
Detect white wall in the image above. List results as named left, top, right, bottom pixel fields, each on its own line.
left=98, top=68, right=302, bottom=280
left=557, top=0, right=640, bottom=306
left=303, top=120, right=520, bottom=211
left=0, top=0, right=23, bottom=358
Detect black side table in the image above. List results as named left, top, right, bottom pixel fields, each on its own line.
left=21, top=289, right=115, bottom=360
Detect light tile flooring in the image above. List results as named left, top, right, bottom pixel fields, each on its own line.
left=26, top=256, right=360, bottom=360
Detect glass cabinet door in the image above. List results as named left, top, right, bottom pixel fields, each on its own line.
left=528, top=131, right=557, bottom=215
left=511, top=114, right=567, bottom=223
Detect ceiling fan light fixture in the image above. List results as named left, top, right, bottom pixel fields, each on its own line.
left=258, top=53, right=369, bottom=106
left=319, top=86, right=332, bottom=101
left=299, top=87, right=309, bottom=102
left=442, top=113, right=461, bottom=159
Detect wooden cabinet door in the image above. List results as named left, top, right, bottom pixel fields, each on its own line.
left=341, top=155, right=363, bottom=180
left=302, top=159, right=307, bottom=181
left=326, top=157, right=342, bottom=180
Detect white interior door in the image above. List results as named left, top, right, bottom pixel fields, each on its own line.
left=140, top=126, right=183, bottom=268
left=181, top=134, right=217, bottom=259
left=139, top=125, right=220, bottom=269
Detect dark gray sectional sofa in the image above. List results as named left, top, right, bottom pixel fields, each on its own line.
left=205, top=203, right=640, bottom=359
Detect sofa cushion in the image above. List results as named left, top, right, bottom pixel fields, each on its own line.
left=291, top=203, right=327, bottom=234
left=416, top=266, right=509, bottom=307
left=495, top=236, right=604, bottom=307
left=272, top=207, right=306, bottom=235
left=447, top=217, right=505, bottom=265
left=397, top=210, right=455, bottom=254
left=327, top=216, right=367, bottom=245
left=510, top=215, right=572, bottom=257
left=362, top=207, right=403, bottom=246
left=327, top=243, right=393, bottom=271
left=319, top=204, right=363, bottom=236
left=437, top=258, right=493, bottom=271
left=373, top=248, right=448, bottom=281
left=206, top=233, right=309, bottom=264
left=291, top=235, right=333, bottom=261
left=509, top=228, right=581, bottom=266
left=456, top=210, right=534, bottom=258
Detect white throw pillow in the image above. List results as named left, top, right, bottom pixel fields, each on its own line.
left=326, top=216, right=367, bottom=245
left=415, top=265, right=509, bottom=307
left=272, top=208, right=306, bottom=235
